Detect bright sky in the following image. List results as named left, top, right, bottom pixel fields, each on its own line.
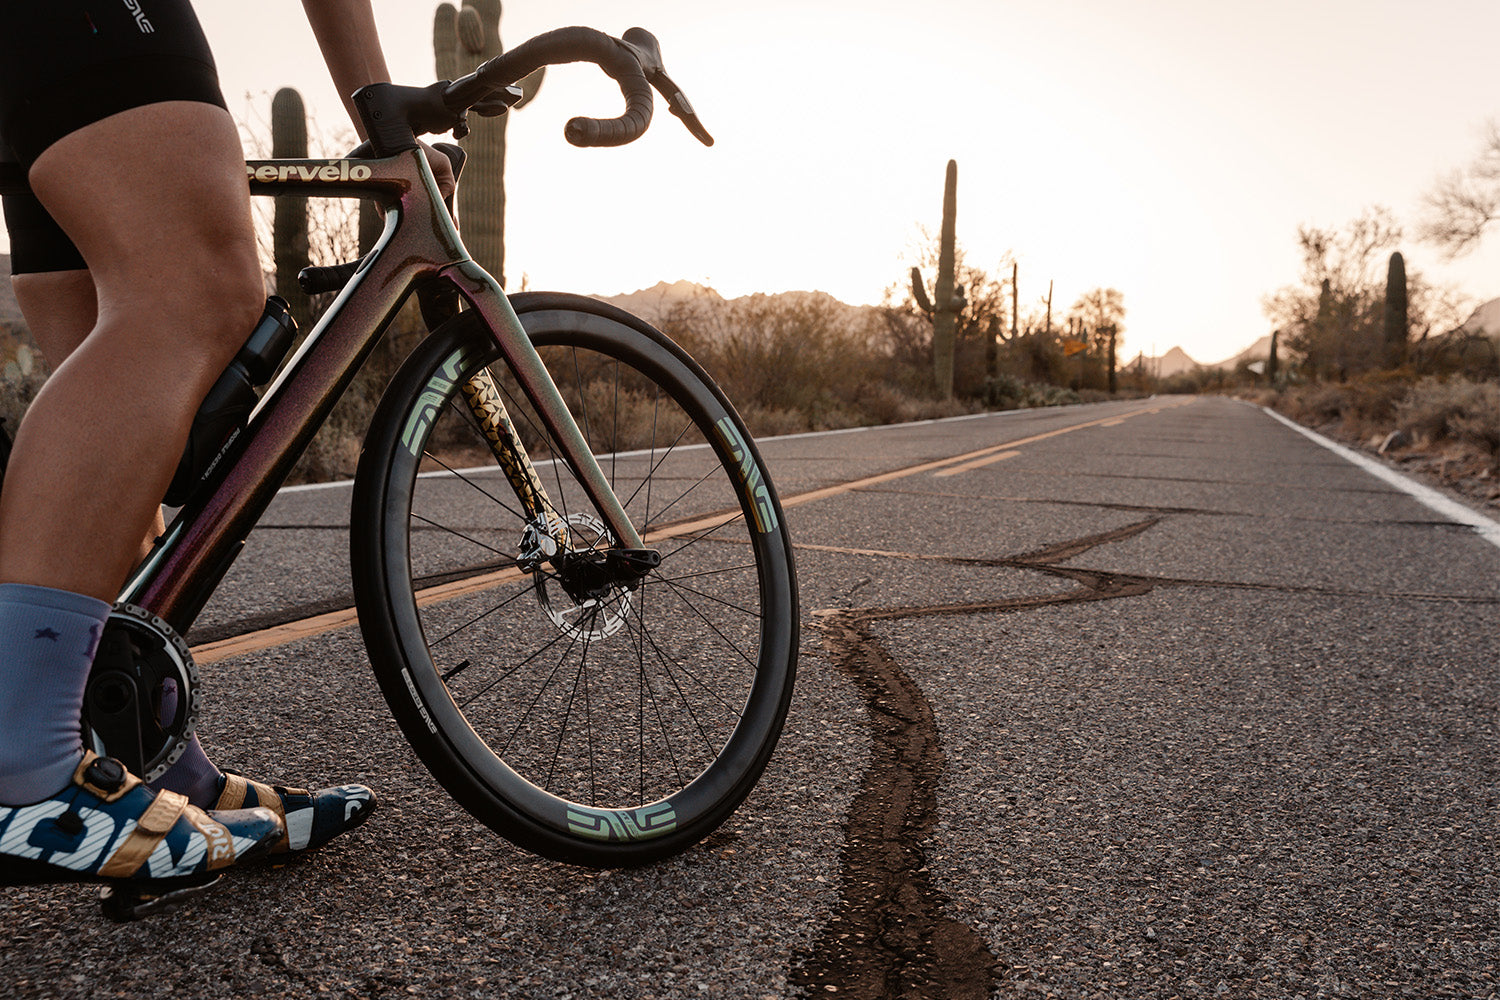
left=12, top=0, right=1500, bottom=364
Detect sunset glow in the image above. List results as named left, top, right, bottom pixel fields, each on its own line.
left=8, top=0, right=1500, bottom=365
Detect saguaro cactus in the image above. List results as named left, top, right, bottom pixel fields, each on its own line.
left=434, top=0, right=544, bottom=289
left=1383, top=250, right=1408, bottom=367
left=1268, top=328, right=1280, bottom=382
left=271, top=87, right=311, bottom=327
left=1011, top=261, right=1019, bottom=341
left=1106, top=323, right=1118, bottom=394
left=910, top=159, right=964, bottom=398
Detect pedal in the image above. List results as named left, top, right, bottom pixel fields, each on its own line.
left=99, top=875, right=223, bottom=923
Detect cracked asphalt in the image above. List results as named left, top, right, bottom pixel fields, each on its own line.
left=2, top=395, right=1495, bottom=999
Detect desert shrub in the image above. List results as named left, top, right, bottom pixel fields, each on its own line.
left=850, top=381, right=929, bottom=426
left=1033, top=385, right=1082, bottom=407
left=1451, top=407, right=1500, bottom=462
left=1338, top=369, right=1415, bottom=425
left=1159, top=370, right=1211, bottom=394
left=0, top=323, right=49, bottom=436
left=1395, top=378, right=1500, bottom=448
left=664, top=293, right=883, bottom=420
left=1075, top=388, right=1116, bottom=404
left=737, top=404, right=809, bottom=439
left=1276, top=382, right=1352, bottom=426
left=982, top=372, right=1029, bottom=408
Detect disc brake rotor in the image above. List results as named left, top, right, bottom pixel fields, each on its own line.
left=533, top=513, right=633, bottom=641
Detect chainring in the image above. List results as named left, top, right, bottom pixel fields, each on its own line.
left=81, top=603, right=199, bottom=782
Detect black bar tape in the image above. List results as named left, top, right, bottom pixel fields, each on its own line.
left=462, top=27, right=653, bottom=147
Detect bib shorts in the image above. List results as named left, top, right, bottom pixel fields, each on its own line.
left=0, top=0, right=227, bottom=274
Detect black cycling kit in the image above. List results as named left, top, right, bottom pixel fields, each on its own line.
left=0, top=0, right=227, bottom=274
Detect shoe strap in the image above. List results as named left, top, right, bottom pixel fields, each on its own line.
left=217, top=771, right=310, bottom=816
left=216, top=772, right=250, bottom=811
left=96, top=789, right=192, bottom=878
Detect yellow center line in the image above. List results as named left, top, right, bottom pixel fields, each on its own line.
left=933, top=450, right=1021, bottom=478
left=192, top=397, right=1194, bottom=663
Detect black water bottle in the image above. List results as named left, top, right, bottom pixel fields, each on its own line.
left=164, top=298, right=298, bottom=506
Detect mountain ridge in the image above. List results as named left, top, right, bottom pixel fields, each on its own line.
left=598, top=280, right=1279, bottom=370
left=0, top=261, right=1303, bottom=373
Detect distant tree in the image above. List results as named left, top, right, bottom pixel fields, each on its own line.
left=1069, top=288, right=1126, bottom=351
left=1420, top=120, right=1500, bottom=257
left=1066, top=288, right=1126, bottom=390
left=1263, top=207, right=1403, bottom=379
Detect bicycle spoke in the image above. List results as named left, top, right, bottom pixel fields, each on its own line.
left=616, top=416, right=698, bottom=519
left=648, top=571, right=764, bottom=622
left=654, top=512, right=753, bottom=563
left=422, top=438, right=529, bottom=524
left=364, top=306, right=794, bottom=860
left=410, top=509, right=514, bottom=562
left=648, top=560, right=761, bottom=586
left=618, top=604, right=747, bottom=720
left=641, top=576, right=760, bottom=680
left=454, top=621, right=574, bottom=714
left=545, top=632, right=592, bottom=795
left=632, top=613, right=723, bottom=757
left=428, top=581, right=540, bottom=650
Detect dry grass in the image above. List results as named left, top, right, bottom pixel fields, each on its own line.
left=1262, top=375, right=1500, bottom=506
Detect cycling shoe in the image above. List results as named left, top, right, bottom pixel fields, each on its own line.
left=0, top=752, right=282, bottom=890
left=215, top=770, right=376, bottom=854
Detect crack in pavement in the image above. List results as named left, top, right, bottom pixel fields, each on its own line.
left=798, top=514, right=1500, bottom=609
left=858, top=485, right=1485, bottom=530
left=790, top=520, right=1162, bottom=999
left=791, top=510, right=1497, bottom=999
left=789, top=609, right=998, bottom=1000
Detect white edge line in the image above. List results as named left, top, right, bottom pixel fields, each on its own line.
left=1261, top=406, right=1500, bottom=551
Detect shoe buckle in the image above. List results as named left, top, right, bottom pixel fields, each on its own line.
left=75, top=753, right=138, bottom=802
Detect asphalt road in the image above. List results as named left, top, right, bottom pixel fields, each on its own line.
left=2, top=395, right=1496, bottom=999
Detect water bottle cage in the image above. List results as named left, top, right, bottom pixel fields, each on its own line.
left=163, top=297, right=298, bottom=507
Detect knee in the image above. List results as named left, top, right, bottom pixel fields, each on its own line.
left=128, top=254, right=267, bottom=367
left=198, top=266, right=268, bottom=353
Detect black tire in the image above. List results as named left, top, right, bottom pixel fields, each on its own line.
left=351, top=293, right=798, bottom=867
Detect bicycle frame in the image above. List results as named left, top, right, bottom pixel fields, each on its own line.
left=121, top=148, right=643, bottom=633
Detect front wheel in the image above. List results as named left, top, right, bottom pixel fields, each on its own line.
left=351, top=293, right=798, bottom=867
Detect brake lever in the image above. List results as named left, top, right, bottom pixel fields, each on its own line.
left=651, top=70, right=714, bottom=147
left=470, top=84, right=526, bottom=119
left=620, top=27, right=714, bottom=147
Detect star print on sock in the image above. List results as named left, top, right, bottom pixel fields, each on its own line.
left=34, top=627, right=60, bottom=641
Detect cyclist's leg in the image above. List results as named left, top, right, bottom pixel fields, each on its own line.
left=0, top=107, right=290, bottom=887
left=0, top=101, right=263, bottom=600
left=10, top=269, right=167, bottom=558
left=2, top=108, right=377, bottom=851
left=0, top=103, right=261, bottom=813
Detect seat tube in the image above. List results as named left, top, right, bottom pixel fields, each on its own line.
left=441, top=261, right=644, bottom=551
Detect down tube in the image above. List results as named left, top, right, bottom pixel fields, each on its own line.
left=441, top=260, right=645, bottom=552
left=123, top=250, right=429, bottom=631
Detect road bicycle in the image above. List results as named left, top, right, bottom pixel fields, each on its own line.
left=0, top=27, right=798, bottom=875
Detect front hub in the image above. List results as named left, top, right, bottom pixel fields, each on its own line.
left=530, top=513, right=658, bottom=642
